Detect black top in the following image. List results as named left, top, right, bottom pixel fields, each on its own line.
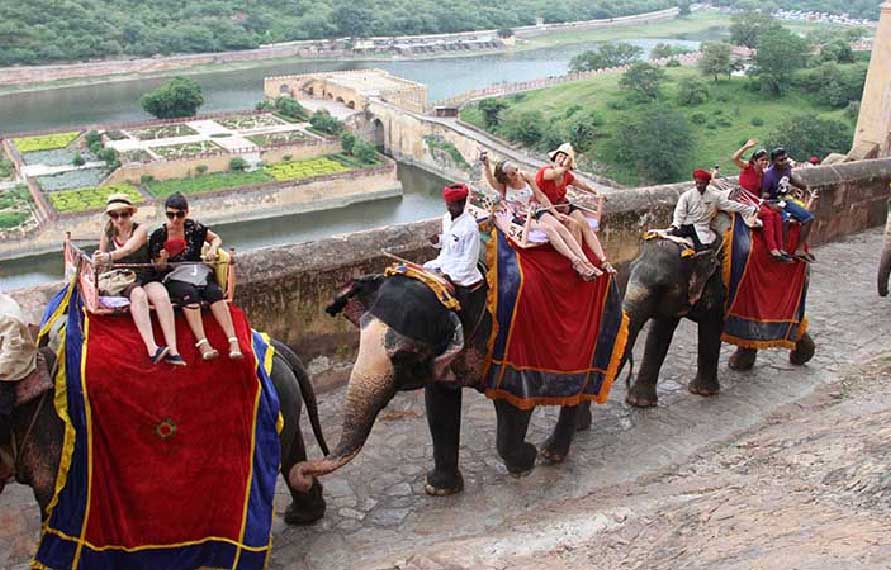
left=106, top=222, right=149, bottom=265
left=148, top=219, right=209, bottom=263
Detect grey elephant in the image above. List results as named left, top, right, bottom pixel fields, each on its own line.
left=622, top=220, right=815, bottom=408
left=289, top=273, right=591, bottom=497
left=1, top=338, right=329, bottom=526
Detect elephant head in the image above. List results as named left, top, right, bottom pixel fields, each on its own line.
left=290, top=276, right=466, bottom=492
left=877, top=208, right=891, bottom=296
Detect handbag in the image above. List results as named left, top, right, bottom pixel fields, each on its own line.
left=98, top=269, right=137, bottom=296
left=165, top=263, right=212, bottom=287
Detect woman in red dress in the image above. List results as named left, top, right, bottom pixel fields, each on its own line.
left=733, top=139, right=791, bottom=263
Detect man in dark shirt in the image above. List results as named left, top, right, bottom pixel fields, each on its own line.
left=761, top=148, right=815, bottom=261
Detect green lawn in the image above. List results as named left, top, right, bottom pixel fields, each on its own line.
left=462, top=66, right=855, bottom=185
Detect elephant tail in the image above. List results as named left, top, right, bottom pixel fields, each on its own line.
left=272, top=340, right=329, bottom=456
left=623, top=353, right=634, bottom=389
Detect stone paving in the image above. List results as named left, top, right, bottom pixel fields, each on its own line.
left=2, top=228, right=889, bottom=569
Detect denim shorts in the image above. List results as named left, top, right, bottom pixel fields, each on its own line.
left=782, top=200, right=814, bottom=223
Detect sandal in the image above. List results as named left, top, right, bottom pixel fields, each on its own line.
left=572, top=258, right=599, bottom=281
left=228, top=337, right=243, bottom=360
left=195, top=338, right=219, bottom=361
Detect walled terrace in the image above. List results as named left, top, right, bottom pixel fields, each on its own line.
left=11, top=158, right=891, bottom=390
left=0, top=110, right=402, bottom=259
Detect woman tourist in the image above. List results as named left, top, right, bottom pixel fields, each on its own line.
left=732, top=139, right=791, bottom=263
left=481, top=153, right=600, bottom=280
left=148, top=192, right=242, bottom=360
left=93, top=194, right=185, bottom=365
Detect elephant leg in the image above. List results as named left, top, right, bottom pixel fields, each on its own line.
left=575, top=400, right=592, bottom=432
left=627, top=317, right=679, bottom=408
left=282, top=424, right=326, bottom=526
left=541, top=404, right=579, bottom=464
left=728, top=347, right=758, bottom=371
left=689, top=316, right=722, bottom=397
left=494, top=399, right=537, bottom=476
left=790, top=332, right=815, bottom=365
left=424, top=381, right=464, bottom=496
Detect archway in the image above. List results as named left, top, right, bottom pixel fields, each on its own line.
left=347, top=100, right=356, bottom=110
left=279, top=84, right=291, bottom=96
left=372, top=118, right=385, bottom=150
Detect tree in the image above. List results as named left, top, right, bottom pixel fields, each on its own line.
left=72, top=153, right=85, bottom=167
left=498, top=109, right=545, bottom=148
left=496, top=28, right=514, bottom=39
left=619, top=62, right=665, bottom=101
left=141, top=77, right=204, bottom=119
left=478, top=97, right=509, bottom=130
left=765, top=115, right=853, bottom=161
left=353, top=139, right=378, bottom=165
left=340, top=131, right=357, bottom=155
left=677, top=77, right=709, bottom=105
left=566, top=111, right=606, bottom=153
left=229, top=157, right=248, bottom=172
left=820, top=39, right=854, bottom=64
left=729, top=10, right=781, bottom=49
left=794, top=62, right=867, bottom=108
left=753, top=27, right=808, bottom=96
left=698, top=42, right=733, bottom=81
left=274, top=96, right=307, bottom=120
left=650, top=43, right=690, bottom=60
left=678, top=0, right=692, bottom=16
left=569, top=42, right=643, bottom=73
left=331, top=1, right=373, bottom=38
left=606, top=104, right=694, bottom=184
left=309, top=110, right=344, bottom=135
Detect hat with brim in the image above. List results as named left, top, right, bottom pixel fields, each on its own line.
left=105, top=193, right=136, bottom=214
left=548, top=142, right=575, bottom=162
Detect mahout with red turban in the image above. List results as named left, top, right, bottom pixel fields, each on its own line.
left=442, top=183, right=469, bottom=202
left=692, top=169, right=712, bottom=183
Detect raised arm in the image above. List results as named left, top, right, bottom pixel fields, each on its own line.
left=733, top=138, right=757, bottom=170
left=716, top=190, right=756, bottom=217
left=481, top=157, right=505, bottom=197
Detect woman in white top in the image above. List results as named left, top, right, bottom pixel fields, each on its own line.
left=482, top=155, right=600, bottom=280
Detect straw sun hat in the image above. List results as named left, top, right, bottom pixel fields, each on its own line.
left=104, top=193, right=136, bottom=214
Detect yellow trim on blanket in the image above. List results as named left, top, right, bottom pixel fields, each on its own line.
left=482, top=227, right=500, bottom=379
left=495, top=229, right=526, bottom=391
left=721, top=222, right=733, bottom=292
left=598, top=310, right=630, bottom=404
left=38, top=278, right=75, bottom=343
left=643, top=230, right=696, bottom=257
left=71, top=311, right=93, bottom=570
left=232, top=363, right=263, bottom=569
left=483, top=389, right=606, bottom=411
left=40, top=526, right=271, bottom=554
left=384, top=262, right=460, bottom=311
left=720, top=316, right=807, bottom=350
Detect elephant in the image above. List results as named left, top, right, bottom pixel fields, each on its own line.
left=289, top=274, right=589, bottom=497
left=621, top=230, right=816, bottom=408
left=0, top=338, right=329, bottom=526
left=877, top=208, right=891, bottom=298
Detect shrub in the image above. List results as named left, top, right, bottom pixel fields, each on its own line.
left=265, top=157, right=349, bottom=182
left=605, top=104, right=694, bottom=184
left=283, top=154, right=293, bottom=162
left=72, top=153, right=86, bottom=167
left=85, top=130, right=102, bottom=148
left=676, top=77, right=709, bottom=106
left=48, top=184, right=143, bottom=213
left=308, top=110, right=344, bottom=136
left=751, top=116, right=765, bottom=127
left=229, top=157, right=248, bottom=172
left=141, top=175, right=155, bottom=184
left=765, top=115, right=854, bottom=162
left=195, top=165, right=209, bottom=175
left=274, top=96, right=308, bottom=121
left=691, top=112, right=708, bottom=123
left=341, top=131, right=357, bottom=155
left=666, top=59, right=682, bottom=67
left=606, top=99, right=627, bottom=111
left=141, top=76, right=204, bottom=119
left=498, top=109, right=545, bottom=147
left=353, top=140, right=378, bottom=165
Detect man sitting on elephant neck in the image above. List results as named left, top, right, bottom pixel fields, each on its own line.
left=424, top=183, right=484, bottom=299
left=671, top=169, right=757, bottom=252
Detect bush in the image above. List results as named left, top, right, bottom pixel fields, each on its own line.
left=308, top=110, right=344, bottom=136
left=141, top=76, right=204, bottom=119
left=229, top=157, right=248, bottom=172
left=340, top=131, right=357, bottom=155
left=666, top=59, right=682, bottom=67
left=846, top=101, right=861, bottom=122
left=140, top=175, right=155, bottom=184
left=751, top=117, right=765, bottom=127
left=498, top=109, right=545, bottom=148
left=765, top=115, right=854, bottom=161
left=566, top=111, right=606, bottom=153
left=353, top=140, right=378, bottom=165
left=691, top=112, right=708, bottom=123
left=283, top=154, right=293, bottom=162
left=605, top=104, right=694, bottom=184
left=606, top=99, right=628, bottom=111
left=48, top=184, right=143, bottom=213
left=85, top=130, right=102, bottom=149
left=274, top=96, right=308, bottom=121
left=72, top=153, right=85, bottom=167
left=195, top=165, right=209, bottom=176
left=676, top=77, right=709, bottom=106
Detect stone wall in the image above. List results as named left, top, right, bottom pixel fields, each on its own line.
left=10, top=158, right=891, bottom=387
left=852, top=2, right=891, bottom=159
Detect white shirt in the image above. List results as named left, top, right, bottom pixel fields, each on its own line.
left=424, top=210, right=483, bottom=286
left=673, top=186, right=756, bottom=244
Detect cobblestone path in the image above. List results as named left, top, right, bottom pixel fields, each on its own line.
left=2, top=228, right=888, bottom=570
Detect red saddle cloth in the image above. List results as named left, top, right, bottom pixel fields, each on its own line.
left=482, top=229, right=628, bottom=409
left=721, top=213, right=809, bottom=349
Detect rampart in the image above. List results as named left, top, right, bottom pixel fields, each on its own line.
left=10, top=158, right=891, bottom=389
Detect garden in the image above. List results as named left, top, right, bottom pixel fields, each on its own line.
left=21, top=148, right=96, bottom=167
left=36, top=167, right=107, bottom=192
left=266, top=157, right=348, bottom=182
left=131, top=124, right=198, bottom=140
left=0, top=152, right=13, bottom=181
left=48, top=184, right=143, bottom=214
left=246, top=130, right=307, bottom=147
left=217, top=113, right=287, bottom=130
left=0, top=185, right=35, bottom=230
left=12, top=132, right=80, bottom=153
left=152, top=140, right=223, bottom=159
left=119, top=149, right=154, bottom=164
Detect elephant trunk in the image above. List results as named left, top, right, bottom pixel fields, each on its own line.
left=290, top=323, right=396, bottom=492
left=878, top=209, right=891, bottom=296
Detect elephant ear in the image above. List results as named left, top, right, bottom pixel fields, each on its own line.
left=326, top=275, right=384, bottom=327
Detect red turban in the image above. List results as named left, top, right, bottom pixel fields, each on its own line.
left=442, top=183, right=469, bottom=202
left=693, top=169, right=712, bottom=183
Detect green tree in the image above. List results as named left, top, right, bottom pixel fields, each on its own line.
left=340, top=131, right=357, bottom=155
left=140, top=77, right=204, bottom=119
left=698, top=42, right=733, bottom=81
left=353, top=139, right=378, bottom=165
left=332, top=1, right=373, bottom=38
left=229, top=157, right=248, bottom=171
left=274, top=96, right=307, bottom=120
left=730, top=10, right=781, bottom=49
left=676, top=77, right=709, bottom=105
left=309, top=110, right=344, bottom=135
left=72, top=153, right=86, bottom=167
left=766, top=115, right=853, bottom=161
left=819, top=38, right=854, bottom=64
left=606, top=104, right=694, bottom=184
left=753, top=27, right=808, bottom=95
left=478, top=97, right=509, bottom=130
left=566, top=111, right=606, bottom=153
left=619, top=62, right=665, bottom=101
left=846, top=100, right=861, bottom=122
left=498, top=109, right=545, bottom=147
left=497, top=28, right=514, bottom=39
left=569, top=42, right=643, bottom=73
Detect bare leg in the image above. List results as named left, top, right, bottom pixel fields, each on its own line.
left=570, top=209, right=607, bottom=261
left=143, top=282, right=179, bottom=356
left=183, top=305, right=216, bottom=358
left=210, top=300, right=241, bottom=357
left=535, top=215, right=586, bottom=261
left=128, top=287, right=159, bottom=357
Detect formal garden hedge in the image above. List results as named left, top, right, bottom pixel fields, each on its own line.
left=13, top=132, right=80, bottom=153
left=48, top=184, right=143, bottom=214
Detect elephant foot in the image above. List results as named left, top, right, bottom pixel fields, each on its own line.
left=502, top=441, right=537, bottom=476
left=425, top=469, right=464, bottom=496
left=575, top=402, right=592, bottom=432
left=540, top=436, right=570, bottom=465
left=626, top=383, right=658, bottom=408
left=688, top=379, right=720, bottom=397
left=728, top=347, right=758, bottom=371
left=283, top=480, right=326, bottom=526
left=790, top=332, right=815, bottom=366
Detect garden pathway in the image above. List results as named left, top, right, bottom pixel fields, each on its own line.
left=19, top=161, right=105, bottom=178
left=1, top=228, right=888, bottom=569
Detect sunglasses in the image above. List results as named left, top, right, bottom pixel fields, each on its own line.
left=108, top=212, right=131, bottom=220
left=165, top=211, right=186, bottom=220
